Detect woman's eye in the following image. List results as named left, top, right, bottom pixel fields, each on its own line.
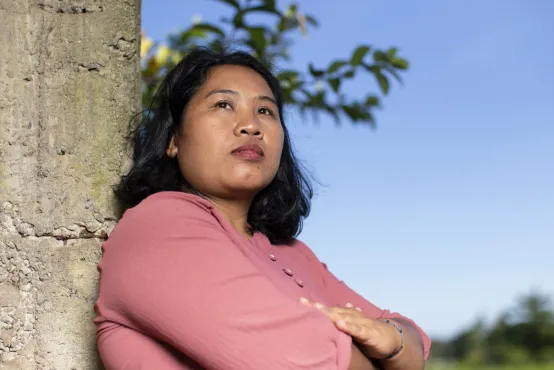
left=258, top=107, right=274, bottom=116
left=215, top=101, right=232, bottom=109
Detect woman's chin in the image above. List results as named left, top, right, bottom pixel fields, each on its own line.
left=223, top=178, right=272, bottom=197
left=228, top=169, right=274, bottom=188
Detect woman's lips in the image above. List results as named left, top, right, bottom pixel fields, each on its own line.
left=231, top=144, right=264, bottom=161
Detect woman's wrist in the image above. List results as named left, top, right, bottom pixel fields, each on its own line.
left=377, top=320, right=426, bottom=370
left=380, top=319, right=405, bottom=360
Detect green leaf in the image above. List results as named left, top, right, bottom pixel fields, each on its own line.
left=209, top=39, right=226, bottom=53
left=285, top=4, right=298, bottom=17
left=248, top=27, right=267, bottom=56
left=278, top=17, right=297, bottom=32
left=343, top=69, right=355, bottom=79
left=215, top=0, right=240, bottom=9
left=328, top=78, right=341, bottom=93
left=277, top=18, right=287, bottom=32
left=386, top=47, right=398, bottom=59
left=232, top=12, right=244, bottom=28
left=391, top=57, right=409, bottom=70
left=327, top=60, right=347, bottom=74
left=374, top=70, right=389, bottom=95
left=243, top=5, right=281, bottom=17
left=385, top=67, right=402, bottom=83
left=361, top=111, right=375, bottom=124
left=305, top=15, right=319, bottom=27
left=299, top=88, right=312, bottom=99
left=325, top=106, right=341, bottom=124
left=351, top=45, right=370, bottom=66
left=188, top=28, right=208, bottom=39
left=363, top=63, right=380, bottom=76
left=373, top=50, right=388, bottom=62
left=365, top=95, right=380, bottom=106
left=342, top=105, right=359, bottom=121
left=260, top=0, right=277, bottom=9
left=171, top=26, right=207, bottom=46
left=193, top=23, right=226, bottom=37
left=278, top=70, right=300, bottom=81
left=308, top=63, right=325, bottom=77
left=288, top=80, right=304, bottom=93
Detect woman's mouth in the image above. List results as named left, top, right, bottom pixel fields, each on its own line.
left=231, top=144, right=264, bottom=161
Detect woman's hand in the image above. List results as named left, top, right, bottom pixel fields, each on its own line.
left=300, top=298, right=403, bottom=360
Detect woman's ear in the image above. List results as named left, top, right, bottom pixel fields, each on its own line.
left=166, top=135, right=178, bottom=157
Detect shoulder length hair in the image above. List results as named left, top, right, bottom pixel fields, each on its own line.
left=115, top=48, right=313, bottom=245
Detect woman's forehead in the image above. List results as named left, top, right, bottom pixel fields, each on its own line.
left=202, top=65, right=275, bottom=98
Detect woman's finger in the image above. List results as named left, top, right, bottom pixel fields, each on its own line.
left=334, top=315, right=368, bottom=340
left=323, top=306, right=366, bottom=320
left=299, top=298, right=403, bottom=359
left=298, top=299, right=371, bottom=339
left=316, top=307, right=373, bottom=341
left=299, top=299, right=365, bottom=321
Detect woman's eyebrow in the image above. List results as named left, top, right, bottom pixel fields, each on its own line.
left=205, top=89, right=276, bottom=105
left=258, top=95, right=277, bottom=105
left=204, top=89, right=238, bottom=98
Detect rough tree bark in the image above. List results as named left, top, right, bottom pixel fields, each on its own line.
left=0, top=0, right=141, bottom=368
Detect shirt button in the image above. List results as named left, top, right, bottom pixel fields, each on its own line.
left=283, top=268, right=293, bottom=276
left=294, top=278, right=304, bottom=287
left=268, top=253, right=277, bottom=261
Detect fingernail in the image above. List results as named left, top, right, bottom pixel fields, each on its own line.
left=345, top=302, right=353, bottom=308
left=356, top=307, right=362, bottom=312
left=314, top=302, right=325, bottom=310
left=337, top=319, right=347, bottom=328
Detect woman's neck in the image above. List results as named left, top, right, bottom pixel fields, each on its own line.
left=208, top=197, right=252, bottom=239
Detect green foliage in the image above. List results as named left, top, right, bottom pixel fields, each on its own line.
left=427, top=364, right=554, bottom=370
left=431, top=292, right=554, bottom=366
left=141, top=0, right=410, bottom=126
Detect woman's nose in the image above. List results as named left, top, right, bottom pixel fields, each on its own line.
left=234, top=116, right=263, bottom=138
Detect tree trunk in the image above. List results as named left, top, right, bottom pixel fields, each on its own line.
left=0, top=0, right=141, bottom=368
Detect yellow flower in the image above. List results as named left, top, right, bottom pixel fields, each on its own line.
left=140, top=36, right=154, bottom=58
left=171, top=52, right=184, bottom=65
left=154, top=45, right=171, bottom=65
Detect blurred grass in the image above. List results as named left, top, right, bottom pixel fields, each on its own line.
left=427, top=363, right=554, bottom=370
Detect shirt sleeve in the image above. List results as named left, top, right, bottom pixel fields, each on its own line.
left=94, top=193, right=352, bottom=370
left=96, top=323, right=203, bottom=369
left=294, top=241, right=432, bottom=361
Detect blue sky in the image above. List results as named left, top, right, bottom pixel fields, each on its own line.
left=142, top=0, right=554, bottom=338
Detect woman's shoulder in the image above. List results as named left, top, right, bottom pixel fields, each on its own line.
left=133, top=191, right=211, bottom=211
left=109, top=191, right=221, bottom=242
left=123, top=191, right=214, bottom=222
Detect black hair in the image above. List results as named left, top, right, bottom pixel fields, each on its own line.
left=115, top=47, right=313, bottom=245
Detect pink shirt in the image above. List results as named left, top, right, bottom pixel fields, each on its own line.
left=94, top=192, right=430, bottom=369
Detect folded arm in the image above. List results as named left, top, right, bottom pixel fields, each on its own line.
left=293, top=241, right=431, bottom=368
left=95, top=194, right=374, bottom=370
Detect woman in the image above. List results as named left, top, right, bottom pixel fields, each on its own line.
left=94, top=48, right=431, bottom=369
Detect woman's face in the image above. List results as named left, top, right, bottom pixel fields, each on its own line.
left=167, top=65, right=284, bottom=200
